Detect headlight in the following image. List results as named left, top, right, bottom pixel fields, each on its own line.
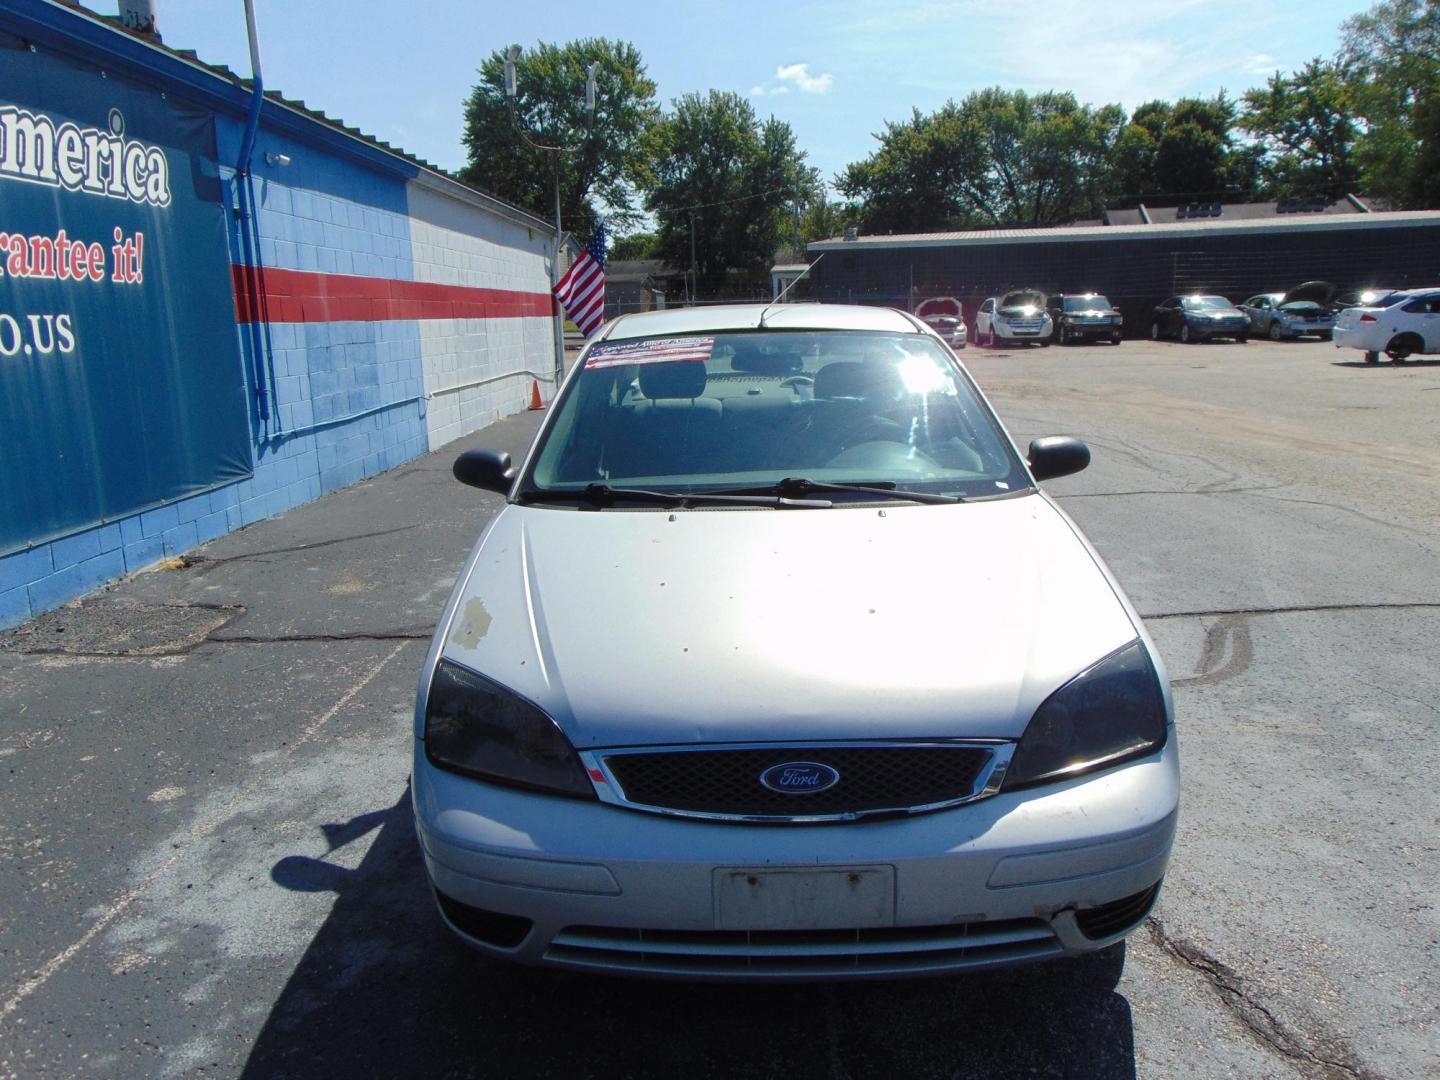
left=424, top=659, right=595, bottom=798
left=1004, top=639, right=1168, bottom=789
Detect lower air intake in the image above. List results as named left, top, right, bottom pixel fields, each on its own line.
left=545, top=918, right=1062, bottom=979
left=1074, top=882, right=1162, bottom=941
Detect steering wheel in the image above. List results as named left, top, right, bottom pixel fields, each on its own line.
left=829, top=417, right=909, bottom=457
left=780, top=374, right=815, bottom=390
left=826, top=439, right=938, bottom=472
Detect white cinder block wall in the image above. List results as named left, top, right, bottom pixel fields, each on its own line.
left=407, top=185, right=559, bottom=449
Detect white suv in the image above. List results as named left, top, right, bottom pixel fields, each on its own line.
left=1333, top=288, right=1440, bottom=364
left=977, top=290, right=1053, bottom=348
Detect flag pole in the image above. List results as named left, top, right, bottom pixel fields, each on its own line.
left=553, top=152, right=565, bottom=391
left=502, top=47, right=600, bottom=402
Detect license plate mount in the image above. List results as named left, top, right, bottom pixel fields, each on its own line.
left=713, top=866, right=895, bottom=930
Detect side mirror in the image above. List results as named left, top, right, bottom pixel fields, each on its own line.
left=453, top=449, right=516, bottom=494
left=1027, top=436, right=1090, bottom=481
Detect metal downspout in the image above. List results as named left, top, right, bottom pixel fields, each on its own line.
left=236, top=0, right=271, bottom=425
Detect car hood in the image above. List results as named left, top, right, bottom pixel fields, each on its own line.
left=998, top=292, right=1046, bottom=316
left=437, top=495, right=1139, bottom=747
left=915, top=297, right=962, bottom=319
left=1281, top=280, right=1336, bottom=307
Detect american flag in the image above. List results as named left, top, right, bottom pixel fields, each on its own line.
left=552, top=223, right=606, bottom=337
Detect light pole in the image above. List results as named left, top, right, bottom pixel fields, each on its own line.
left=502, top=46, right=598, bottom=388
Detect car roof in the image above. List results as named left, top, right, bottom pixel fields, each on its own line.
left=600, top=303, right=921, bottom=341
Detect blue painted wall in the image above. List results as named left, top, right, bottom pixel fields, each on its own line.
left=0, top=4, right=553, bottom=631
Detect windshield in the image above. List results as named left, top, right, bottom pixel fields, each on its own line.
left=1182, top=296, right=1233, bottom=310
left=1062, top=296, right=1112, bottom=312
left=999, top=291, right=1044, bottom=311
left=523, top=330, right=1031, bottom=504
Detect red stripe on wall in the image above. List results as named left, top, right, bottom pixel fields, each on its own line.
left=231, top=265, right=556, bottom=324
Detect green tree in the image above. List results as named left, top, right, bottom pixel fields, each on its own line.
left=836, top=106, right=989, bottom=233
left=796, top=198, right=856, bottom=247
left=608, top=231, right=661, bottom=260
left=640, top=91, right=818, bottom=291
left=1155, top=95, right=1249, bottom=199
left=1409, top=92, right=1440, bottom=206
left=838, top=89, right=1124, bottom=231
left=1241, top=60, right=1361, bottom=199
left=1340, top=0, right=1440, bottom=205
left=1105, top=96, right=1254, bottom=204
left=1109, top=117, right=1162, bottom=205
left=460, top=39, right=659, bottom=236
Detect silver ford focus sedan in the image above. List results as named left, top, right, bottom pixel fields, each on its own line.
left=413, top=303, right=1178, bottom=980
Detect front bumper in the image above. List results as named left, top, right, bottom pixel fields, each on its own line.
left=413, top=736, right=1179, bottom=979
left=1190, top=320, right=1248, bottom=339
left=1062, top=321, right=1122, bottom=339
left=1279, top=320, right=1334, bottom=336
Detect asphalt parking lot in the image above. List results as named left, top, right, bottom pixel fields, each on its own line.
left=1, top=336, right=1437, bottom=1080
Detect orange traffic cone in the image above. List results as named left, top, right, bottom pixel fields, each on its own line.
left=528, top=380, right=545, bottom=410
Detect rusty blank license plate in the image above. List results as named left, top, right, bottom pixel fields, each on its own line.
left=713, top=866, right=895, bottom=931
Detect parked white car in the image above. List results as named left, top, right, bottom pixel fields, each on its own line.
left=976, top=290, right=1053, bottom=347
left=415, top=303, right=1178, bottom=980
left=1333, top=288, right=1440, bottom=364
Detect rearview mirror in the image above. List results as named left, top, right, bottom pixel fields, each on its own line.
left=1027, top=436, right=1090, bottom=481
left=453, top=449, right=516, bottom=494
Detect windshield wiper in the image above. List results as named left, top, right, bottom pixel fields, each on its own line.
left=713, top=477, right=963, bottom=505
left=516, top=483, right=832, bottom=508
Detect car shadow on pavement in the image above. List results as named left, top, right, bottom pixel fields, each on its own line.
left=1332, top=358, right=1440, bottom=367
left=242, top=791, right=1136, bottom=1080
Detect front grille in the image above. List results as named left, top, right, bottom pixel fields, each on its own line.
left=601, top=744, right=995, bottom=819
left=1074, top=882, right=1161, bottom=940
left=545, top=918, right=1061, bottom=979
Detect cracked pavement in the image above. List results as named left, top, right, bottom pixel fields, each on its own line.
left=1, top=338, right=1437, bottom=1079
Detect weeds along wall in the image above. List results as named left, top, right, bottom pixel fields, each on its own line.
left=0, top=3, right=558, bottom=629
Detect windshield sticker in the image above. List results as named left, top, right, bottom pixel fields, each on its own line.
left=585, top=336, right=716, bottom=369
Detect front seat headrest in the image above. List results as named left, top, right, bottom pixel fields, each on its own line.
left=728, top=342, right=803, bottom=375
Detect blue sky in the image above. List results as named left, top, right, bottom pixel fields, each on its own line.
left=88, top=0, right=1365, bottom=203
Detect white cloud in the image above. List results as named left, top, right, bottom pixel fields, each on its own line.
left=751, top=84, right=766, bottom=96
left=1246, top=53, right=1279, bottom=76
left=775, top=62, right=835, bottom=94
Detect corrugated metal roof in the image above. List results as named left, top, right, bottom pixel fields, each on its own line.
left=810, top=210, right=1440, bottom=252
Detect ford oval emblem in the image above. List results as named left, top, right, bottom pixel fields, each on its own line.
left=759, top=761, right=839, bottom=795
